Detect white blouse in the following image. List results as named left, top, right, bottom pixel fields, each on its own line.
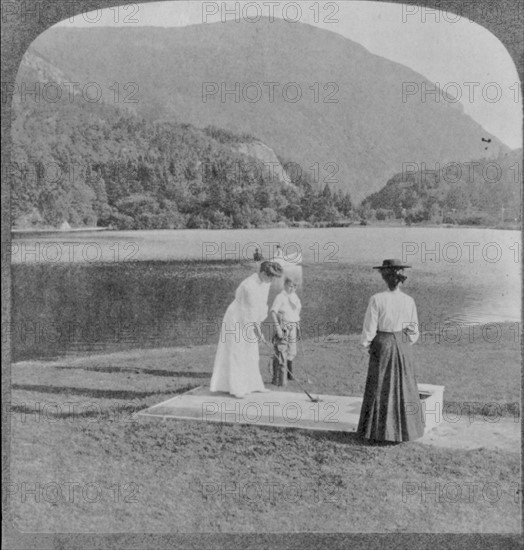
left=360, top=288, right=419, bottom=348
left=234, top=273, right=271, bottom=325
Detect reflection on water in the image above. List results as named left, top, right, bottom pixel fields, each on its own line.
left=448, top=292, right=520, bottom=326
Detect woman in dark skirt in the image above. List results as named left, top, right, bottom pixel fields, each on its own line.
left=357, top=259, right=425, bottom=443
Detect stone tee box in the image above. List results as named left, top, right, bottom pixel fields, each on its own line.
left=418, top=383, right=445, bottom=433
left=138, top=383, right=444, bottom=434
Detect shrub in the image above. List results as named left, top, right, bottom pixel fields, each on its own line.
left=206, top=210, right=233, bottom=229
left=456, top=213, right=495, bottom=226
left=187, top=214, right=211, bottom=229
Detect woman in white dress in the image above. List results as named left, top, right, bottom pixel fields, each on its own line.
left=210, top=261, right=283, bottom=398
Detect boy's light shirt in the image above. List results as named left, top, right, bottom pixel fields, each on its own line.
left=270, top=290, right=302, bottom=323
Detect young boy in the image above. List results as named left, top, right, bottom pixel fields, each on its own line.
left=270, top=277, right=302, bottom=386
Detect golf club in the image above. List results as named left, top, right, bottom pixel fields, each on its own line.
left=297, top=326, right=315, bottom=384
left=263, top=339, right=321, bottom=403
left=284, top=362, right=322, bottom=403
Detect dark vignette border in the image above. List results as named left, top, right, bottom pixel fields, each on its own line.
left=1, top=0, right=523, bottom=548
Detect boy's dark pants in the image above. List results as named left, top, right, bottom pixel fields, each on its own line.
left=272, top=333, right=293, bottom=386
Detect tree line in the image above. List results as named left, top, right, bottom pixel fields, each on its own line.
left=360, top=151, right=521, bottom=226
left=11, top=95, right=354, bottom=229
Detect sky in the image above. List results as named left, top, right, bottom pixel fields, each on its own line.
left=56, top=1, right=522, bottom=149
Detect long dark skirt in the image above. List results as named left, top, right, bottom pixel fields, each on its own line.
left=357, top=332, right=425, bottom=442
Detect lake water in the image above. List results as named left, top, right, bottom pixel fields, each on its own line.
left=10, top=227, right=521, bottom=360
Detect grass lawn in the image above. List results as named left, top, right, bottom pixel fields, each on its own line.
left=7, top=324, right=521, bottom=533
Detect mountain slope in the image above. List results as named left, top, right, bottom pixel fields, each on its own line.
left=27, top=19, right=508, bottom=201
left=11, top=50, right=355, bottom=229
left=361, top=149, right=522, bottom=224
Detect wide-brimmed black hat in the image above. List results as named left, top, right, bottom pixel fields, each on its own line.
left=373, top=258, right=412, bottom=269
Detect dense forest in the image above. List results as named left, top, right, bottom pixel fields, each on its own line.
left=32, top=23, right=508, bottom=203
left=10, top=48, right=520, bottom=230
left=10, top=77, right=353, bottom=230
left=11, top=83, right=520, bottom=229
left=360, top=150, right=522, bottom=225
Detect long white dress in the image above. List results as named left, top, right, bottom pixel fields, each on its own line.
left=210, top=273, right=270, bottom=396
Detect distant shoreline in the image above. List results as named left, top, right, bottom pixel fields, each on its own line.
left=11, top=226, right=107, bottom=234
left=11, top=221, right=521, bottom=234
